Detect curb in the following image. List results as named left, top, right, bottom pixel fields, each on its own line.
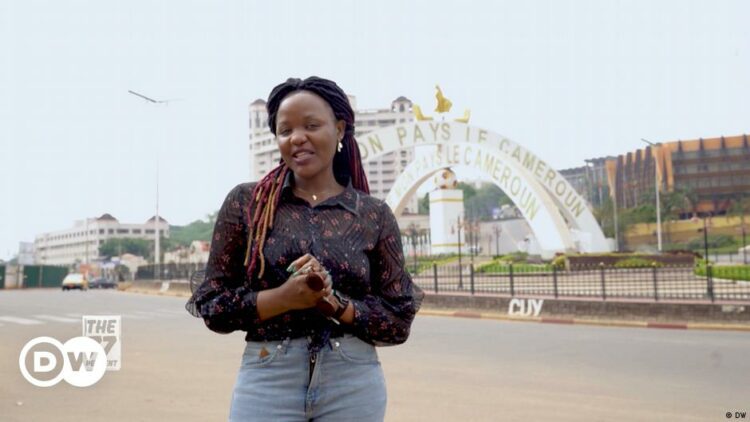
left=118, top=285, right=750, bottom=333
left=416, top=309, right=750, bottom=332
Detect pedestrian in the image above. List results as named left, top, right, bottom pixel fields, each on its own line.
left=187, top=76, right=423, bottom=421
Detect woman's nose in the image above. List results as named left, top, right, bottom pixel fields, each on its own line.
left=290, top=129, right=308, bottom=145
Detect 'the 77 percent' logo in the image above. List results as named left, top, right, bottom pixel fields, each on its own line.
left=82, top=315, right=121, bottom=371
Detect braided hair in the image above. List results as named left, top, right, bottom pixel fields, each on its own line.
left=244, top=76, right=370, bottom=280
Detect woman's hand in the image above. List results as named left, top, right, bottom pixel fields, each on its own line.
left=278, top=254, right=332, bottom=311
left=276, top=271, right=331, bottom=311
left=256, top=254, right=333, bottom=320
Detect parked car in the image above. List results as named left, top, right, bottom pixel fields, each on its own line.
left=89, top=277, right=117, bottom=289
left=61, top=273, right=88, bottom=291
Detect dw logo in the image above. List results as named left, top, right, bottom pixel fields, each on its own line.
left=18, top=336, right=107, bottom=387
left=18, top=315, right=121, bottom=387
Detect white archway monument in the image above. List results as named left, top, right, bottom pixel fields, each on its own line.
left=354, top=121, right=609, bottom=254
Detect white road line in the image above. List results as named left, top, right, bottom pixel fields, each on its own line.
left=0, top=316, right=44, bottom=325
left=133, top=311, right=175, bottom=317
left=122, top=314, right=149, bottom=320
left=33, top=315, right=80, bottom=323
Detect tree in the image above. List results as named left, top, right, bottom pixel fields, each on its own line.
left=99, top=238, right=151, bottom=259
left=417, top=182, right=512, bottom=219
left=418, top=193, right=430, bottom=214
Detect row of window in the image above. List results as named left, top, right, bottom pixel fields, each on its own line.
left=674, top=162, right=750, bottom=174
left=41, top=229, right=161, bottom=242
left=677, top=177, right=750, bottom=189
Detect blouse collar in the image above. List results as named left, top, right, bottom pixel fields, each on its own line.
left=279, top=171, right=360, bottom=216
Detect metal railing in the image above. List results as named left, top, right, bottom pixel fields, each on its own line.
left=409, top=263, right=750, bottom=302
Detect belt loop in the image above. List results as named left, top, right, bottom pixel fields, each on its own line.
left=279, top=337, right=291, bottom=354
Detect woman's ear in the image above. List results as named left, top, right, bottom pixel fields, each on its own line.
left=336, top=120, right=346, bottom=141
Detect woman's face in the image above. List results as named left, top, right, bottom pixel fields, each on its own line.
left=275, top=91, right=345, bottom=183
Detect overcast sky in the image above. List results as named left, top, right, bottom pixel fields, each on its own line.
left=1, top=0, right=748, bottom=260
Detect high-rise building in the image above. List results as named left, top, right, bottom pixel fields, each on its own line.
left=248, top=95, right=420, bottom=213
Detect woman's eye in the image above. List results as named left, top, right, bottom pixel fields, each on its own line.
left=279, top=129, right=291, bottom=136
left=306, top=124, right=318, bottom=130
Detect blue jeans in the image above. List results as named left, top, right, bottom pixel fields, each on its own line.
left=229, top=335, right=387, bottom=421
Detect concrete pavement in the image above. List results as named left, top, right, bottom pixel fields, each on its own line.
left=1, top=289, right=748, bottom=421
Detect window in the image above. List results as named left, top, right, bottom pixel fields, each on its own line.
left=132, top=229, right=142, bottom=234
left=117, top=229, right=129, bottom=234
left=146, top=229, right=155, bottom=234
left=108, top=229, right=114, bottom=234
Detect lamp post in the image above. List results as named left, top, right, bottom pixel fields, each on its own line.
left=692, top=215, right=710, bottom=265
left=493, top=225, right=501, bottom=258
left=641, top=139, right=662, bottom=252
left=742, top=225, right=747, bottom=265
left=408, top=223, right=418, bottom=274
left=456, top=215, right=463, bottom=289
left=128, top=90, right=182, bottom=279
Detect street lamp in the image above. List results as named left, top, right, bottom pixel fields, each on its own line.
left=408, top=223, right=419, bottom=274
left=128, top=90, right=182, bottom=279
left=493, top=225, right=501, bottom=258
left=455, top=215, right=464, bottom=289
left=641, top=138, right=662, bottom=252
left=692, top=215, right=710, bottom=265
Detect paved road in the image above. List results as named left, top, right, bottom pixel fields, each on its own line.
left=1, top=289, right=748, bottom=421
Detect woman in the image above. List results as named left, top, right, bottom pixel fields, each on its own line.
left=187, top=76, right=423, bottom=421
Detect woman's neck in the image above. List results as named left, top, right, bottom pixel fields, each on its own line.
left=293, top=171, right=341, bottom=195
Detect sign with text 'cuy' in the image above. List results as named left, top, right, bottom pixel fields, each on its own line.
left=82, top=315, right=121, bottom=371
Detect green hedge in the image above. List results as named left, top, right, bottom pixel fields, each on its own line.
left=613, top=258, right=663, bottom=268
left=475, top=259, right=552, bottom=274
left=695, top=263, right=750, bottom=281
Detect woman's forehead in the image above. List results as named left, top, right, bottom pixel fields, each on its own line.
left=277, top=91, right=334, bottom=119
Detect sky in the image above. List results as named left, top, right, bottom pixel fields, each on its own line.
left=1, top=0, right=748, bottom=260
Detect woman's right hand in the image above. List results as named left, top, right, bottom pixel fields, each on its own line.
left=276, top=271, right=332, bottom=311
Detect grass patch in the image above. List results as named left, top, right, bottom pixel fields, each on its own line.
left=694, top=262, right=750, bottom=281
left=475, top=259, right=552, bottom=274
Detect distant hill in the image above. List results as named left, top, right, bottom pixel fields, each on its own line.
left=167, top=211, right=217, bottom=249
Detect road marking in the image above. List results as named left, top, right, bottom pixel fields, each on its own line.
left=122, top=314, right=149, bottom=320
left=133, top=310, right=177, bottom=317
left=33, top=314, right=80, bottom=323
left=0, top=316, right=43, bottom=325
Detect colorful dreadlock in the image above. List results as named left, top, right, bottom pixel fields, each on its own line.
left=244, top=76, right=370, bottom=281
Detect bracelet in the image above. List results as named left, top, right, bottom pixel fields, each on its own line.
left=332, top=291, right=349, bottom=320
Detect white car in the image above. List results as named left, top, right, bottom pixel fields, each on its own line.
left=61, top=273, right=89, bottom=291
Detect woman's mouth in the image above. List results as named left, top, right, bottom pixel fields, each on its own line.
left=292, top=150, right=314, bottom=165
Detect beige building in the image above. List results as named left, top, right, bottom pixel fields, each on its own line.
left=248, top=95, right=420, bottom=213
left=164, top=240, right=210, bottom=265
left=34, top=214, right=169, bottom=266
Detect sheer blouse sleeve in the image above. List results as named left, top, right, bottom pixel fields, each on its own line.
left=185, top=183, right=262, bottom=334
left=349, top=201, right=424, bottom=346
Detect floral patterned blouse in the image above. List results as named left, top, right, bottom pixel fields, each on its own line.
left=187, top=174, right=423, bottom=347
